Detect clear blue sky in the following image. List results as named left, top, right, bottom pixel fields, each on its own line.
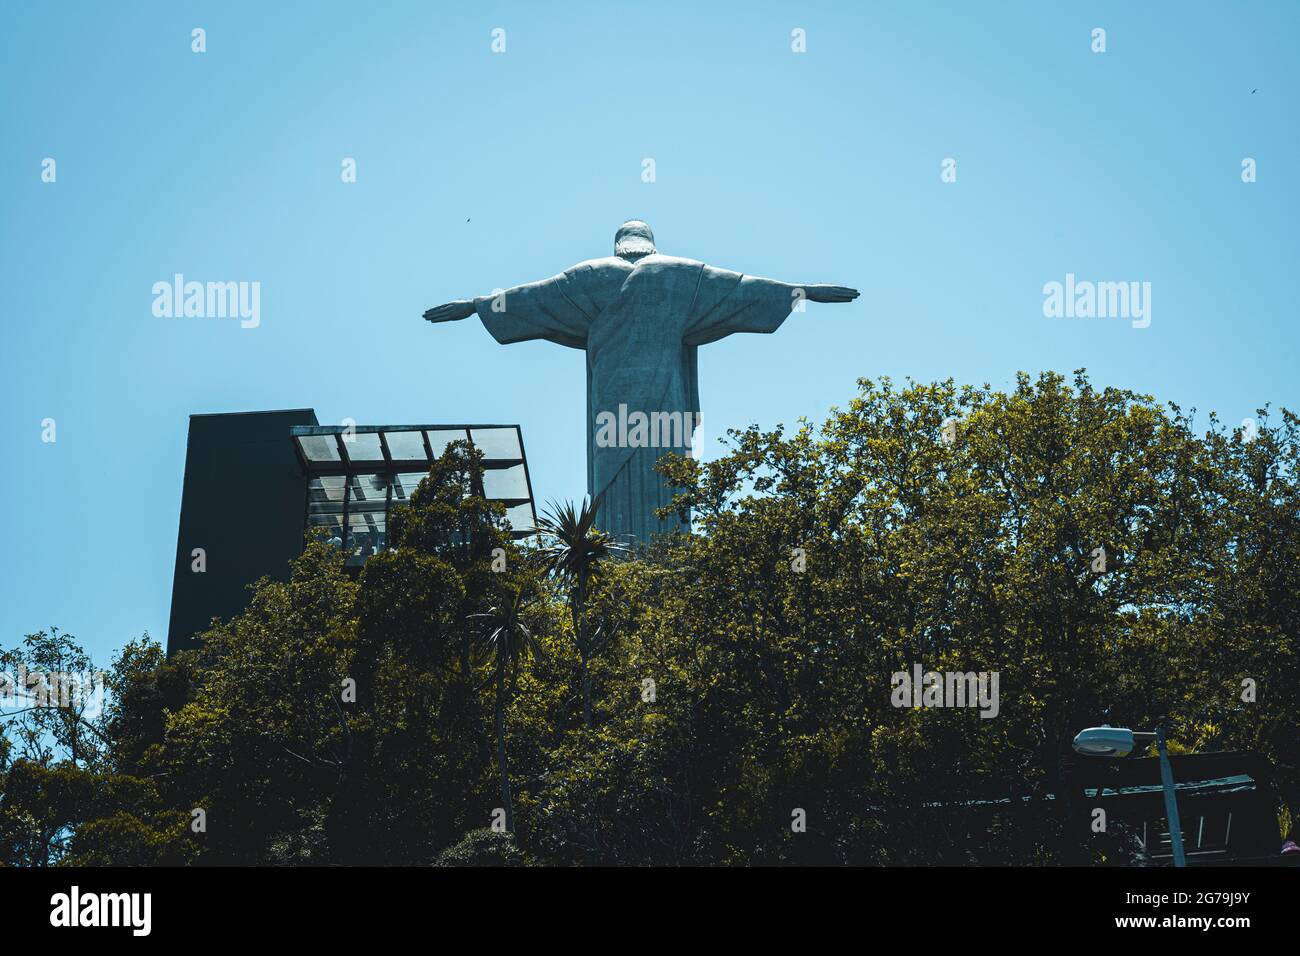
left=2, top=1, right=1296, bottom=665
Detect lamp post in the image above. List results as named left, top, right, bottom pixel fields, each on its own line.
left=1073, top=723, right=1187, bottom=868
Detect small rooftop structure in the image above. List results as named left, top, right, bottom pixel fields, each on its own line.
left=291, top=423, right=536, bottom=556
left=167, top=411, right=536, bottom=655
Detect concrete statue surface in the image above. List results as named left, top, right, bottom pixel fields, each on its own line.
left=424, top=220, right=858, bottom=543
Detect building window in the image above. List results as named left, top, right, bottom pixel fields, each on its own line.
left=293, top=424, right=536, bottom=565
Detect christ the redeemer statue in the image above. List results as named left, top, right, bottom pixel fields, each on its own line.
left=424, top=220, right=858, bottom=544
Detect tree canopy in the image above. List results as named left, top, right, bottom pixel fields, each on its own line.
left=3, top=372, right=1295, bottom=865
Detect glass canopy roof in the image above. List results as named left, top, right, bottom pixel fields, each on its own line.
left=290, top=424, right=537, bottom=552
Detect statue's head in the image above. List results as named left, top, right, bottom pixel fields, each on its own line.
left=614, top=220, right=657, bottom=261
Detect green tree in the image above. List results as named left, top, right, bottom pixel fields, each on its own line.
left=0, top=630, right=193, bottom=867
left=532, top=498, right=627, bottom=726
left=7, top=371, right=1294, bottom=866
left=471, top=583, right=541, bottom=833
left=155, top=440, right=530, bottom=863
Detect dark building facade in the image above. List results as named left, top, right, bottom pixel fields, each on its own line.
left=167, top=410, right=536, bottom=655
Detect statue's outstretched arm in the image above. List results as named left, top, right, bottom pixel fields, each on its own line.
left=423, top=271, right=591, bottom=349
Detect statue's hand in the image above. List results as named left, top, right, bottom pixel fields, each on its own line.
left=423, top=300, right=476, bottom=323
left=803, top=285, right=860, bottom=303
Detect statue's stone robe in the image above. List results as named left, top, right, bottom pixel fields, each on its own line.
left=474, top=254, right=796, bottom=544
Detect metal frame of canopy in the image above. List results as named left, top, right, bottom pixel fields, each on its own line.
left=289, top=423, right=537, bottom=558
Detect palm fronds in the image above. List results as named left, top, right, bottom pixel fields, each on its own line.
left=528, top=496, right=629, bottom=581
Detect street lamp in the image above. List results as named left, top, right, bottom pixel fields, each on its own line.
left=1073, top=723, right=1187, bottom=868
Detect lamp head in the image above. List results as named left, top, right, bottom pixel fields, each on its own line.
left=1072, top=726, right=1136, bottom=757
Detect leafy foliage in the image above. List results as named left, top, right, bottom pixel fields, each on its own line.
left=432, top=828, right=527, bottom=867
left=2, top=373, right=1295, bottom=865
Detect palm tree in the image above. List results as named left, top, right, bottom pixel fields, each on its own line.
left=470, top=584, right=539, bottom=833
left=530, top=497, right=628, bottom=727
